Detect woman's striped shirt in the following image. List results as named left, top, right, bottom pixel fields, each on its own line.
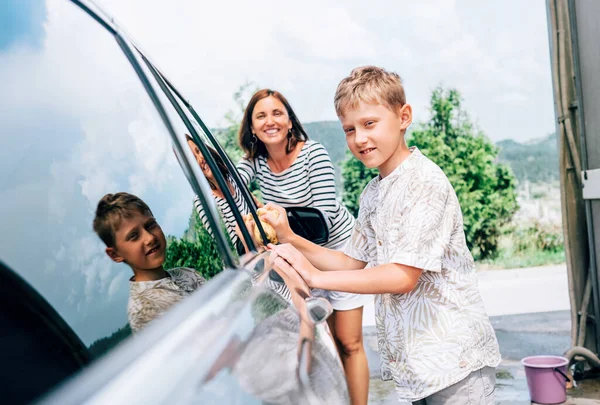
left=193, top=176, right=250, bottom=247
left=237, top=140, right=355, bottom=248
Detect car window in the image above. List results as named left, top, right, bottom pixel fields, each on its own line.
left=152, top=68, right=276, bottom=252
left=135, top=62, right=349, bottom=402
left=0, top=0, right=221, bottom=400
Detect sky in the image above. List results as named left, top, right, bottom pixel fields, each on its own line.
left=0, top=0, right=557, bottom=344
left=89, top=0, right=557, bottom=143
left=0, top=0, right=199, bottom=344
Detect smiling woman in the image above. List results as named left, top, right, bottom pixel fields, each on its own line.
left=0, top=2, right=352, bottom=405
left=235, top=88, right=372, bottom=405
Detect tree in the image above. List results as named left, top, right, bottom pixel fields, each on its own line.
left=164, top=210, right=227, bottom=280
left=215, top=81, right=259, bottom=163
left=341, top=87, right=518, bottom=259
left=410, top=87, right=518, bottom=259
left=214, top=82, right=262, bottom=198
left=342, top=150, right=378, bottom=217
left=88, top=324, right=132, bottom=359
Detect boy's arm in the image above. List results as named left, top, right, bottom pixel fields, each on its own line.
left=260, top=203, right=366, bottom=271
left=270, top=243, right=422, bottom=294
left=285, top=232, right=366, bottom=271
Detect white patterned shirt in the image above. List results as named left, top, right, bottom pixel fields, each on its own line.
left=128, top=267, right=206, bottom=333
left=344, top=147, right=501, bottom=401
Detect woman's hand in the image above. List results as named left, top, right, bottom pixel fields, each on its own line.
left=260, top=203, right=295, bottom=243
left=268, top=243, right=322, bottom=288
left=240, top=214, right=263, bottom=249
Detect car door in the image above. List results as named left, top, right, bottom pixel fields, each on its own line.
left=0, top=0, right=349, bottom=403
left=139, top=49, right=350, bottom=404
left=0, top=0, right=231, bottom=402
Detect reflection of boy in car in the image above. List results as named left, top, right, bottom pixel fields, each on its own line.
left=93, top=192, right=206, bottom=333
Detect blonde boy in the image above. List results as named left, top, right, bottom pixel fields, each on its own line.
left=264, top=66, right=500, bottom=404
left=93, top=192, right=205, bottom=333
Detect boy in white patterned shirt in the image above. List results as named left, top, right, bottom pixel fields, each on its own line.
left=263, top=66, right=500, bottom=404
left=93, top=192, right=205, bottom=333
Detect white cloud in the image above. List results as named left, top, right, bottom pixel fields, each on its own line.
left=59, top=0, right=550, bottom=142
left=0, top=0, right=197, bottom=343
left=0, top=0, right=557, bottom=343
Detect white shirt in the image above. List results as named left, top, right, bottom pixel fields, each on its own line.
left=344, top=147, right=501, bottom=401
left=128, top=267, right=206, bottom=333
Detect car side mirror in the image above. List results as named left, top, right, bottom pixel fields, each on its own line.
left=304, top=297, right=333, bottom=325
left=286, top=207, right=329, bottom=246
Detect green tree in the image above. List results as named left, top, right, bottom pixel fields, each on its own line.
left=88, top=324, right=132, bottom=359
left=164, top=210, right=227, bottom=280
left=410, top=87, right=518, bottom=259
left=341, top=87, right=518, bottom=259
left=215, top=81, right=259, bottom=163
left=342, top=150, right=378, bottom=217
left=214, top=82, right=261, bottom=198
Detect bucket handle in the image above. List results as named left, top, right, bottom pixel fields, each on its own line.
left=554, top=367, right=570, bottom=382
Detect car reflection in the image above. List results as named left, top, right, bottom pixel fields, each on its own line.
left=197, top=252, right=347, bottom=404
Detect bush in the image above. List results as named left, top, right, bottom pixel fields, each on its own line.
left=342, top=149, right=378, bottom=217
left=164, top=210, right=226, bottom=280
left=342, top=87, right=519, bottom=259
left=511, top=222, right=564, bottom=254
left=409, top=88, right=519, bottom=259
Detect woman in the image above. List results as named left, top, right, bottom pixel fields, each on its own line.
left=237, top=89, right=370, bottom=405
left=186, top=135, right=253, bottom=250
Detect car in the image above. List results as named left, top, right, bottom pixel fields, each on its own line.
left=0, top=0, right=349, bottom=403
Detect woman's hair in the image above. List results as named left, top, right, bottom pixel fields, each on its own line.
left=185, top=134, right=230, bottom=190
left=238, top=89, right=308, bottom=159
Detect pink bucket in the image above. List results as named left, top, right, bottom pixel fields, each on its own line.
left=521, top=355, right=570, bottom=404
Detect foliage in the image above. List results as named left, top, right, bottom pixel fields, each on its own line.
left=409, top=87, right=519, bottom=259
left=510, top=221, right=564, bottom=254
left=341, top=149, right=378, bottom=217
left=88, top=324, right=131, bottom=359
left=341, top=87, right=519, bottom=259
left=478, top=222, right=565, bottom=269
left=164, top=210, right=226, bottom=280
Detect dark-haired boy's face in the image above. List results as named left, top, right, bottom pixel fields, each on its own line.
left=106, top=212, right=167, bottom=273
left=340, top=101, right=412, bottom=178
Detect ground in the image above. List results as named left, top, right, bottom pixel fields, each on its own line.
left=363, top=264, right=600, bottom=404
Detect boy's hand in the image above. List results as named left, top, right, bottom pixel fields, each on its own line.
left=268, top=243, right=321, bottom=288
left=260, top=203, right=295, bottom=243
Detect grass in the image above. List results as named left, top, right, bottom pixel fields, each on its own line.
left=477, top=248, right=565, bottom=270
left=476, top=221, right=566, bottom=270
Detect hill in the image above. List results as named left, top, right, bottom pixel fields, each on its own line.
left=304, top=121, right=559, bottom=186
left=496, top=133, right=558, bottom=184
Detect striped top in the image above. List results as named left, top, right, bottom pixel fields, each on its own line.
left=193, top=176, right=251, bottom=247
left=237, top=140, right=355, bottom=248
left=194, top=187, right=295, bottom=303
